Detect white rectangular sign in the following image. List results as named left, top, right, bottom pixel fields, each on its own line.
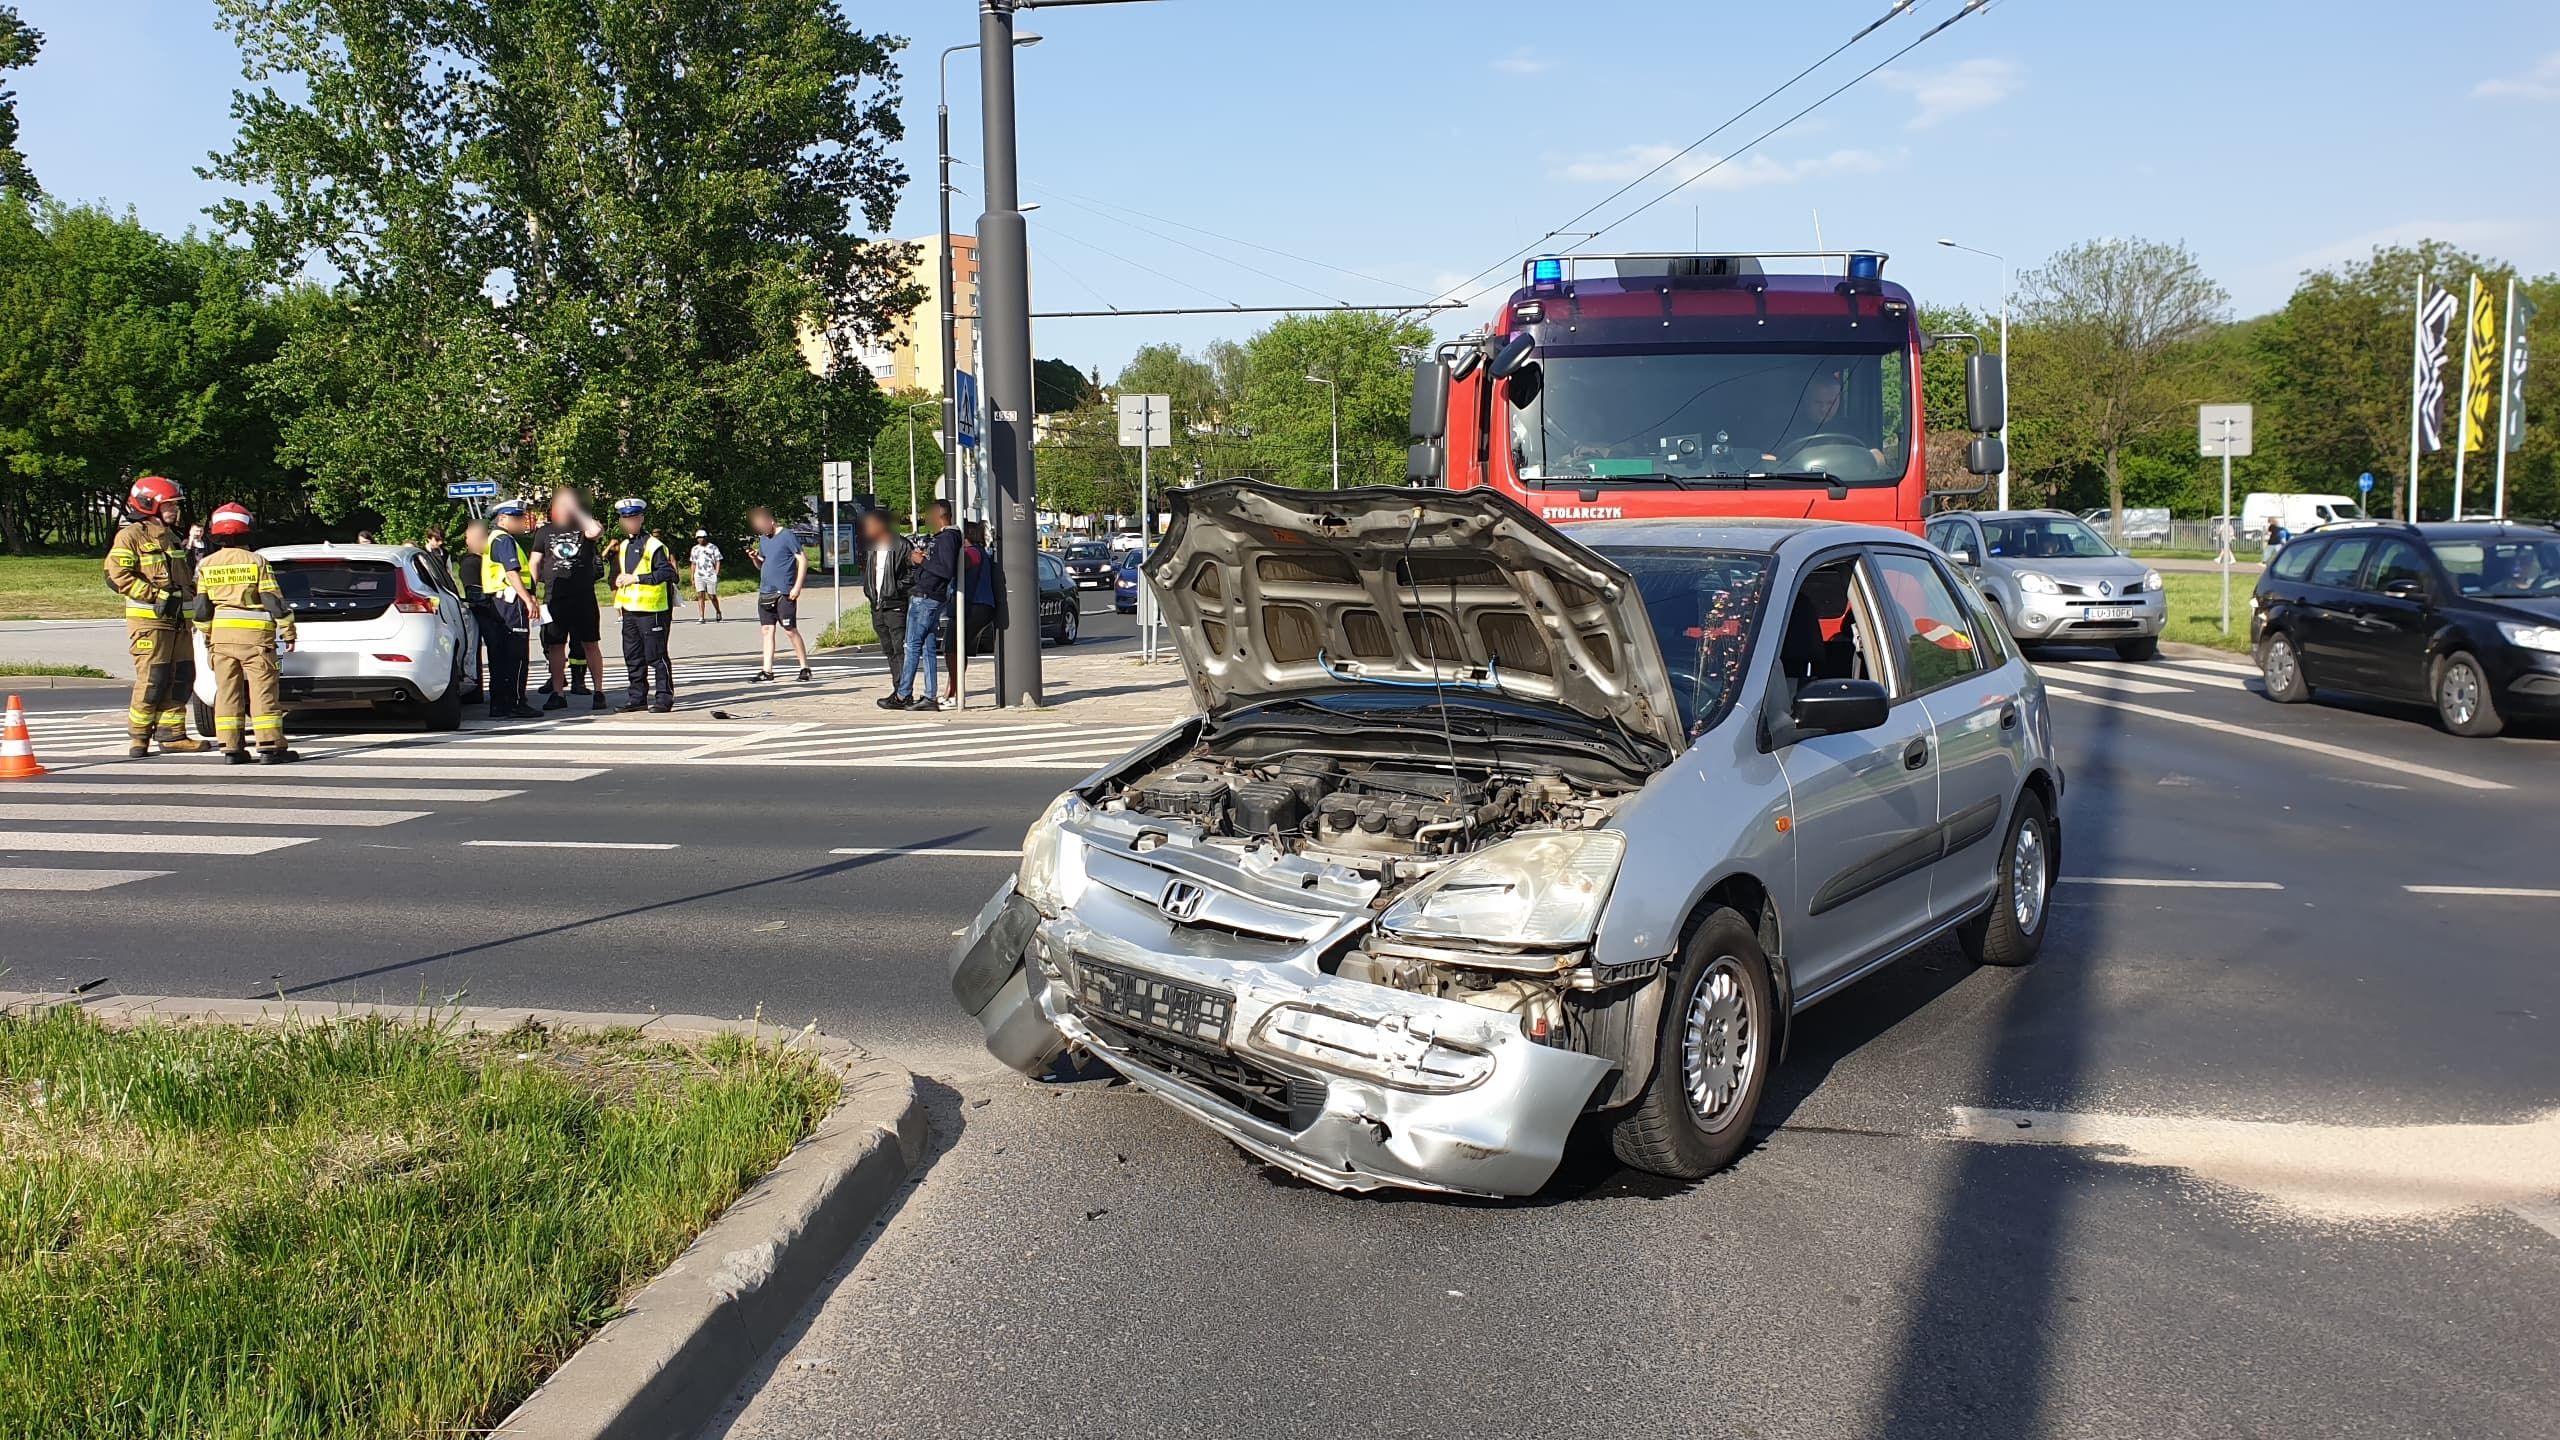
left=2197, top=404, right=2254, bottom=458
left=1117, top=394, right=1173, bottom=449
left=821, top=460, right=855, bottom=502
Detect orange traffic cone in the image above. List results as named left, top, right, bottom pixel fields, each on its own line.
left=0, top=694, right=46, bottom=779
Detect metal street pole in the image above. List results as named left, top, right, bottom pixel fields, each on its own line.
left=978, top=2, right=1040, bottom=704
left=2405, top=269, right=2426, bottom=521
left=2493, top=275, right=2518, bottom=521
left=1938, top=239, right=2011, bottom=512
left=2453, top=274, right=2480, bottom=521
left=938, top=35, right=1037, bottom=540
left=2218, top=419, right=2234, bottom=636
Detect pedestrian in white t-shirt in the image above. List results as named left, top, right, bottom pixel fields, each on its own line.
left=689, top=530, right=724, bottom=624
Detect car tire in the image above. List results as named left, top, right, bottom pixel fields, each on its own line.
left=1057, top=604, right=1078, bottom=646
left=2432, top=651, right=2504, bottom=738
left=418, top=656, right=465, bottom=732
left=2256, top=628, right=2310, bottom=703
left=1958, top=789, right=2053, bottom=969
left=1609, top=906, right=1775, bottom=1181
left=2114, top=636, right=2159, bottom=662
left=191, top=696, right=216, bottom=740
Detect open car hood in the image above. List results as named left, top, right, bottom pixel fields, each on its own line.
left=1143, top=480, right=1685, bottom=755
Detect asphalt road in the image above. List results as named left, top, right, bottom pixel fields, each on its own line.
left=5, top=626, right=2556, bottom=1440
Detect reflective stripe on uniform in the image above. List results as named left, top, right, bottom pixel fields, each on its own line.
left=613, top=536, right=675, bottom=611
left=125, top=605, right=164, bottom=620
left=215, top=717, right=244, bottom=731
left=128, top=707, right=155, bottom=724
left=109, top=547, right=138, bottom=562
left=249, top=714, right=283, bottom=731
left=209, top=615, right=276, bottom=630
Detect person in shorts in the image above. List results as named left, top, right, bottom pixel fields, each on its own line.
left=535, top=486, right=609, bottom=710
left=749, top=506, right=811, bottom=682
left=688, top=529, right=724, bottom=623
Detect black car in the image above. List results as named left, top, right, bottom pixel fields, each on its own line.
left=952, top=551, right=1082, bottom=653
left=2250, top=520, right=2560, bottom=736
left=1060, top=541, right=1116, bottom=589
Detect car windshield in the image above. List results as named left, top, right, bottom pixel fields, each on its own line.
left=1981, top=516, right=2118, bottom=560
left=1587, top=546, right=1773, bottom=738
left=2429, top=536, right=2560, bottom=597
left=1510, top=348, right=1910, bottom=485
left=1065, top=543, right=1108, bottom=562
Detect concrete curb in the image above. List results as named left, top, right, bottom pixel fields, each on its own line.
left=0, top=674, right=121, bottom=689
left=0, top=989, right=927, bottom=1440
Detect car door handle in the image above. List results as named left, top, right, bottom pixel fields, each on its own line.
left=1998, top=702, right=2019, bottom=731
left=1903, top=737, right=1930, bottom=771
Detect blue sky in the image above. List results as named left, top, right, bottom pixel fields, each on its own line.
left=14, top=0, right=2559, bottom=377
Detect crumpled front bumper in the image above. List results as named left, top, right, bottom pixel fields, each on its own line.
left=952, top=878, right=1612, bottom=1198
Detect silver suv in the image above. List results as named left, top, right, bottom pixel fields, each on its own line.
left=1927, top=510, right=2165, bottom=660
left=953, top=483, right=2061, bottom=1197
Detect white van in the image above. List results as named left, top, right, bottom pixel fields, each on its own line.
left=2241, top=492, right=2363, bottom=536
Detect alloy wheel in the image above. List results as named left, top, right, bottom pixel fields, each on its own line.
left=2263, top=636, right=2297, bottom=694
left=1681, top=957, right=1758, bottom=1129
left=2012, top=815, right=2048, bottom=933
left=2440, top=662, right=2479, bottom=728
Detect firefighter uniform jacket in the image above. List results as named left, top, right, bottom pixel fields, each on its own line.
left=105, top=517, right=194, bottom=621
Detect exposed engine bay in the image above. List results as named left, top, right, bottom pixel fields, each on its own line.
left=1112, top=749, right=1618, bottom=868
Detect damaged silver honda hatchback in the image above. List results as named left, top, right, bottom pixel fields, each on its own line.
left=953, top=481, right=2060, bottom=1197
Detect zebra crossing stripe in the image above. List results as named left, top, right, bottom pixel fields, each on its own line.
left=0, top=831, right=315, bottom=855
left=23, top=780, right=524, bottom=803
left=0, top=802, right=429, bottom=828
left=0, top=867, right=173, bottom=891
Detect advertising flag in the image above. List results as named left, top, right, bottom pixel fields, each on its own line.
left=2462, top=276, right=2500, bottom=454
left=2415, top=284, right=2459, bottom=454
left=2506, top=292, right=2537, bottom=453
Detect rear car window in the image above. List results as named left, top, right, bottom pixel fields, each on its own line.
left=272, top=558, right=397, bottom=621
left=2364, top=540, right=2429, bottom=592
left=2267, top=540, right=2322, bottom=582
left=2307, top=538, right=2371, bottom=587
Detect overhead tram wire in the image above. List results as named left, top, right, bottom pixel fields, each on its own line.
left=1428, top=0, right=1934, bottom=312
left=1551, top=0, right=1999, bottom=266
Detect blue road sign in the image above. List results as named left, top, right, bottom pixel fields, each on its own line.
left=2358, top=472, right=2374, bottom=494
left=953, top=370, right=979, bottom=448
left=446, top=480, right=499, bottom=499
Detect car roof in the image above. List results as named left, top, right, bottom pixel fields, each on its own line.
left=1572, top=517, right=1929, bottom=555
left=1954, top=509, right=2082, bottom=521
left=2288, top=520, right=2556, bottom=544
left=259, top=543, right=423, bottom=563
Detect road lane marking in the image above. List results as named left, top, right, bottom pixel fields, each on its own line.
left=0, top=803, right=429, bottom=828
left=828, top=846, right=1021, bottom=858
left=2061, top=876, right=2284, bottom=890
left=0, top=867, right=171, bottom=891
left=2039, top=685, right=2510, bottom=791
left=2162, top=655, right=2262, bottom=678
left=1950, top=1104, right=2560, bottom=1238
left=2070, top=659, right=2253, bottom=691
left=24, top=781, right=523, bottom=803
left=2033, top=668, right=2190, bottom=696
left=2405, top=885, right=2560, bottom=899
left=0, top=831, right=313, bottom=855
left=463, top=839, right=680, bottom=851
left=39, top=762, right=606, bottom=782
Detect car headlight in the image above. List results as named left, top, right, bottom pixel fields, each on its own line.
left=2498, top=621, right=2560, bottom=655
left=2142, top=569, right=2163, bottom=593
left=2015, top=571, right=2060, bottom=595
left=1377, top=831, right=1625, bottom=946
left=1016, top=793, right=1089, bottom=912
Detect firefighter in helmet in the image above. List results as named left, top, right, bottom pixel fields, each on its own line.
left=192, top=504, right=301, bottom=765
left=102, top=475, right=213, bottom=757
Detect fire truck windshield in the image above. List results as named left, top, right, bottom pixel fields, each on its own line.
left=1510, top=346, right=1911, bottom=487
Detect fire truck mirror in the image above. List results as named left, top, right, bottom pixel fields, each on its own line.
left=1503, top=361, right=1542, bottom=408
left=1410, top=361, right=1449, bottom=442
left=1964, top=352, right=2006, bottom=434
left=1406, top=440, right=1444, bottom=486
left=1965, top=434, right=2007, bottom=477
left=1488, top=331, right=1536, bottom=379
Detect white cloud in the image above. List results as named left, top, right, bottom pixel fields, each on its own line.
left=2474, top=51, right=2560, bottom=101
left=1491, top=49, right=1551, bottom=76
left=1553, top=144, right=1893, bottom=191
left=1878, top=57, right=2022, bottom=130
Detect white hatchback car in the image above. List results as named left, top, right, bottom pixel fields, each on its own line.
left=192, top=543, right=480, bottom=734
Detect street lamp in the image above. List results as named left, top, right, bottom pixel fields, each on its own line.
left=1304, top=374, right=1340, bottom=489
left=939, top=35, right=1041, bottom=510
left=1937, top=237, right=2011, bottom=512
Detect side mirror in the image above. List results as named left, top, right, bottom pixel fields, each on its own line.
left=1410, top=360, right=1449, bottom=442
left=1965, top=435, right=2006, bottom=476
left=1406, top=440, right=1444, bottom=486
left=1504, top=361, right=1543, bottom=407
left=1949, top=547, right=1976, bottom=567
left=1790, top=678, right=1891, bottom=738
left=2381, top=576, right=2425, bottom=600
left=1488, top=331, right=1536, bottom=379
left=1965, top=352, right=2007, bottom=433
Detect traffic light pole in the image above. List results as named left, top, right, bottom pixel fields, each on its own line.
left=976, top=2, right=1041, bottom=705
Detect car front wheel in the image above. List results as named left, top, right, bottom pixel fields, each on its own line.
left=2433, top=651, right=2504, bottom=738
left=2257, top=628, right=2310, bottom=702
left=1610, top=907, right=1774, bottom=1180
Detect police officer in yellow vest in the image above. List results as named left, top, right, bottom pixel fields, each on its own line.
left=102, top=474, right=214, bottom=757
left=608, top=498, right=678, bottom=712
left=192, top=504, right=302, bottom=765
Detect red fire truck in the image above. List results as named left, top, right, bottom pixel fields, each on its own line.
left=1408, top=251, right=2005, bottom=532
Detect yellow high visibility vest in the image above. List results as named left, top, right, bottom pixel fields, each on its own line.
left=613, top=536, right=673, bottom=612
left=481, top=533, right=524, bottom=596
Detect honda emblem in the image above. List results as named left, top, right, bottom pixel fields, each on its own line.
left=1158, top=880, right=1208, bottom=923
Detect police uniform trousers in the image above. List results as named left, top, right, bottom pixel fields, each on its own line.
left=622, top=609, right=673, bottom=706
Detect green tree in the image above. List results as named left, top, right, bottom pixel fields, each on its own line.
left=1033, top=357, right=1092, bottom=413
left=864, top=388, right=947, bottom=525
left=2013, top=238, right=2229, bottom=524
left=207, top=0, right=921, bottom=537
left=0, top=4, right=39, bottom=195
left=1229, top=312, right=1434, bottom=489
